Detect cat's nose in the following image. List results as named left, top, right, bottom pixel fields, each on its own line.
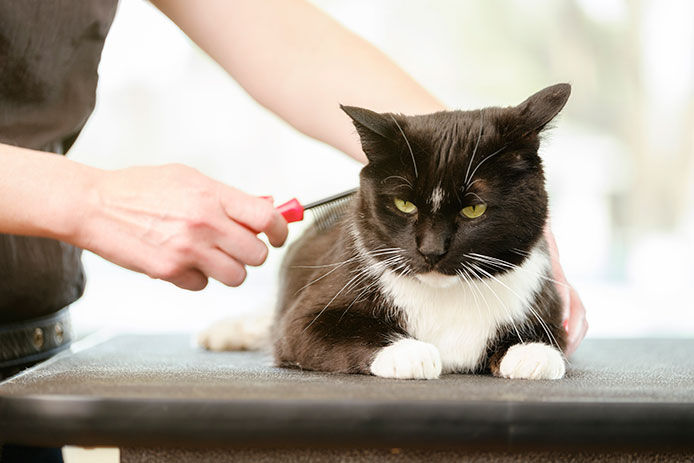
left=417, top=236, right=448, bottom=265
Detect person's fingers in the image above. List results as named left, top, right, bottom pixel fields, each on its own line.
left=258, top=194, right=288, bottom=247
left=543, top=223, right=588, bottom=354
left=263, top=210, right=288, bottom=247
left=222, top=187, right=278, bottom=231
left=544, top=224, right=571, bottom=321
left=220, top=187, right=288, bottom=247
left=215, top=220, right=270, bottom=267
left=570, top=320, right=589, bottom=356
left=557, top=280, right=571, bottom=323
left=195, top=247, right=248, bottom=287
left=564, top=286, right=588, bottom=356
left=170, top=268, right=209, bottom=291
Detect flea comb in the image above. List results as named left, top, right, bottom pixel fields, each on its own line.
left=276, top=188, right=357, bottom=231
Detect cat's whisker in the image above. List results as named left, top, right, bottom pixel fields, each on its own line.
left=364, top=248, right=405, bottom=259
left=464, top=191, right=484, bottom=203
left=367, top=247, right=403, bottom=252
left=464, top=109, right=484, bottom=186
left=291, top=261, right=354, bottom=269
left=382, top=175, right=414, bottom=191
left=456, top=268, right=482, bottom=321
left=371, top=252, right=410, bottom=272
left=389, top=114, right=418, bottom=178
left=353, top=250, right=404, bottom=272
left=362, top=255, right=403, bottom=275
left=461, top=264, right=491, bottom=313
left=480, top=260, right=563, bottom=355
left=348, top=255, right=405, bottom=303
left=467, top=254, right=526, bottom=274
left=456, top=267, right=478, bottom=306
left=304, top=253, right=394, bottom=331
left=465, top=143, right=509, bottom=188
left=394, top=258, right=413, bottom=277
left=469, top=263, right=561, bottom=353
left=466, top=254, right=519, bottom=273
left=294, top=249, right=403, bottom=294
left=294, top=264, right=345, bottom=294
left=466, top=253, right=569, bottom=288
left=303, top=271, right=365, bottom=332
left=390, top=261, right=410, bottom=278
left=338, top=277, right=381, bottom=323
left=523, top=302, right=567, bottom=364
left=523, top=303, right=571, bottom=365
left=466, top=267, right=496, bottom=328
left=295, top=255, right=377, bottom=293
left=510, top=248, right=531, bottom=257
left=291, top=248, right=401, bottom=269
left=364, top=248, right=405, bottom=258
left=345, top=256, right=412, bottom=324
left=466, top=263, right=525, bottom=345
left=468, top=252, right=522, bottom=265
left=467, top=252, right=564, bottom=287
left=466, top=178, right=483, bottom=191
left=338, top=255, right=410, bottom=324
left=461, top=265, right=500, bottom=344
left=304, top=252, right=403, bottom=330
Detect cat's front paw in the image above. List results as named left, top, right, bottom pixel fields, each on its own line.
left=498, top=342, right=565, bottom=380
left=370, top=338, right=442, bottom=380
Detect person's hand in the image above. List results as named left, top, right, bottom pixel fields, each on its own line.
left=545, top=224, right=588, bottom=356
left=75, top=164, right=287, bottom=290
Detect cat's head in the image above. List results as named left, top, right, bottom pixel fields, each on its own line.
left=342, top=84, right=570, bottom=287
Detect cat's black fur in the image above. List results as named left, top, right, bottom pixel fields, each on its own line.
left=274, top=84, right=569, bottom=376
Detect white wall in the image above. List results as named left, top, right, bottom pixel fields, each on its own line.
left=68, top=0, right=694, bottom=338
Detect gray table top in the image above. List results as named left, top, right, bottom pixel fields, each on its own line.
left=1, top=334, right=693, bottom=449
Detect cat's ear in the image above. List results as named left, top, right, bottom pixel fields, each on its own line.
left=341, top=104, right=397, bottom=164
left=515, top=83, right=571, bottom=135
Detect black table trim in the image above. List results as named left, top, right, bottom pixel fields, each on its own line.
left=1, top=395, right=692, bottom=450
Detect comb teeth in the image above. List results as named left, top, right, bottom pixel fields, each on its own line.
left=310, top=195, right=354, bottom=232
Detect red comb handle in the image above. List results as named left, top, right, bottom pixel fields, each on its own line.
left=276, top=198, right=304, bottom=223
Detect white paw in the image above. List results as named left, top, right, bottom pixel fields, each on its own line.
left=197, top=314, right=272, bottom=351
left=370, top=338, right=442, bottom=380
left=499, top=343, right=565, bottom=380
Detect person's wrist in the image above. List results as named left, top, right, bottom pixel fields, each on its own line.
left=52, top=162, right=105, bottom=249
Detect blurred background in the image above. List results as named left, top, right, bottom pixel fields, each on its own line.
left=68, top=0, right=694, bottom=339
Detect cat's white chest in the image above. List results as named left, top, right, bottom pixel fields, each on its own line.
left=378, top=248, right=549, bottom=373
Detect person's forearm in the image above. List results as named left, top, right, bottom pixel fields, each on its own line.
left=0, top=143, right=97, bottom=242
left=0, top=143, right=288, bottom=290
left=151, top=0, right=445, bottom=163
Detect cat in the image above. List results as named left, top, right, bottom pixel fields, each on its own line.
left=200, top=83, right=570, bottom=380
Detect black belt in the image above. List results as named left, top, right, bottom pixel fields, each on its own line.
left=0, top=307, right=72, bottom=369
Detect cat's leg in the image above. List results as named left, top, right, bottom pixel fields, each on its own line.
left=490, top=341, right=565, bottom=380
left=488, top=328, right=566, bottom=380
left=488, top=278, right=568, bottom=380
left=275, top=307, right=441, bottom=380
left=198, top=312, right=272, bottom=351
left=370, top=337, right=442, bottom=379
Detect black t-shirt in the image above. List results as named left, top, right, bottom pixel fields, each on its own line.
left=0, top=0, right=118, bottom=322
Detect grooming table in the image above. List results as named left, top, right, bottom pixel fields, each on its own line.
left=0, top=334, right=692, bottom=462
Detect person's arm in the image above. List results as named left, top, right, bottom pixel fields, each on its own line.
left=151, top=0, right=587, bottom=350
left=150, top=0, right=445, bottom=163
left=0, top=143, right=287, bottom=290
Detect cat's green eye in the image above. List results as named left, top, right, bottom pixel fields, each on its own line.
left=394, top=198, right=417, bottom=214
left=461, top=203, right=487, bottom=219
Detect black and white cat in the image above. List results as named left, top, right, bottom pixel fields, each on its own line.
left=200, top=84, right=570, bottom=380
